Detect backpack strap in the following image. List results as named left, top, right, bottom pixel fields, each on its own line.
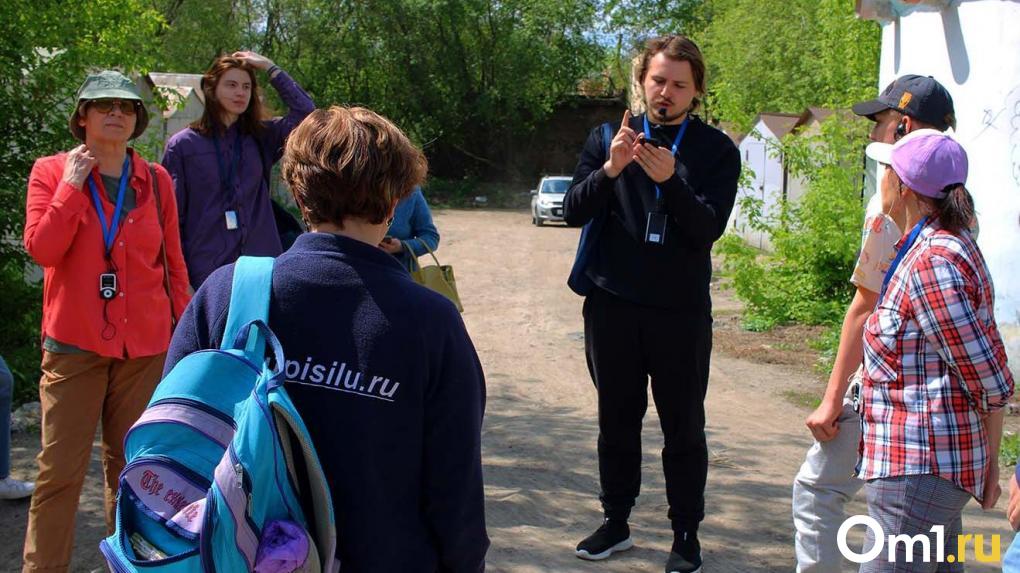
left=149, top=163, right=177, bottom=330
left=601, top=121, right=613, bottom=157
left=567, top=122, right=614, bottom=296
left=222, top=256, right=275, bottom=359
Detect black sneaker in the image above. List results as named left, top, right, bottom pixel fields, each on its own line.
left=665, top=531, right=702, bottom=573
left=575, top=519, right=634, bottom=560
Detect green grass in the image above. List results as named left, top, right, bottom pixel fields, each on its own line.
left=1001, top=431, right=1020, bottom=467
left=782, top=389, right=822, bottom=410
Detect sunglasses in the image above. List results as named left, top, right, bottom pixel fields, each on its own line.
left=88, top=99, right=139, bottom=115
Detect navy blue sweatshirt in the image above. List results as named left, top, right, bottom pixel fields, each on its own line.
left=563, top=114, right=741, bottom=312
left=165, top=232, right=489, bottom=573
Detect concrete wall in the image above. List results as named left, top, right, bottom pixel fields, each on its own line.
left=874, top=0, right=1020, bottom=370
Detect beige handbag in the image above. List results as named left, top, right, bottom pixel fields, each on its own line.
left=403, top=239, right=463, bottom=312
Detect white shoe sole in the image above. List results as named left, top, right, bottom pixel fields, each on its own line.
left=575, top=537, right=634, bottom=560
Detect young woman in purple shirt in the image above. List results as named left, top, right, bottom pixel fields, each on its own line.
left=162, top=51, right=315, bottom=289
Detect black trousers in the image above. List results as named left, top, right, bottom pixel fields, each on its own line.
left=583, top=287, right=712, bottom=533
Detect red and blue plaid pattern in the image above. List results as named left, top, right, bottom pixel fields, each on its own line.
left=858, top=220, right=1014, bottom=500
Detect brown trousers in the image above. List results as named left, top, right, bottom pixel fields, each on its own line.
left=21, top=351, right=164, bottom=573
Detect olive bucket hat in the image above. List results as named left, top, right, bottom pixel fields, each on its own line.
left=68, top=70, right=149, bottom=141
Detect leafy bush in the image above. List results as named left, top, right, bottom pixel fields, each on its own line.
left=1001, top=431, right=1020, bottom=467
left=717, top=116, right=869, bottom=348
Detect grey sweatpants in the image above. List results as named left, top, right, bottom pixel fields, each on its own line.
left=793, top=398, right=864, bottom=572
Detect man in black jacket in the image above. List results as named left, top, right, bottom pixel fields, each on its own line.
left=564, top=35, right=740, bottom=573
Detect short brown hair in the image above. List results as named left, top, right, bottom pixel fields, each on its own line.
left=192, top=55, right=269, bottom=136
left=635, top=35, right=707, bottom=112
left=282, top=106, right=428, bottom=227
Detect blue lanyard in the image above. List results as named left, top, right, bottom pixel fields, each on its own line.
left=212, top=130, right=243, bottom=206
left=879, top=216, right=928, bottom=301
left=643, top=114, right=689, bottom=200
left=87, top=155, right=131, bottom=255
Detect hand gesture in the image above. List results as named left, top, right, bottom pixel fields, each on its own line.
left=634, top=140, right=677, bottom=184
left=981, top=460, right=1002, bottom=510
left=232, top=51, right=274, bottom=71
left=603, top=110, right=638, bottom=178
left=805, top=399, right=843, bottom=442
left=62, top=145, right=98, bottom=189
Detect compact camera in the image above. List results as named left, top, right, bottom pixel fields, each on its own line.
left=99, top=273, right=117, bottom=300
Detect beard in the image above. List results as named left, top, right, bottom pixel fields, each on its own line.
left=648, top=103, right=689, bottom=124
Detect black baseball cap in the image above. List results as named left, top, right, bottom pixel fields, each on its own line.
left=852, top=74, right=956, bottom=131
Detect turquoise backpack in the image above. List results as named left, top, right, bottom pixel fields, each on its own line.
left=100, top=257, right=338, bottom=573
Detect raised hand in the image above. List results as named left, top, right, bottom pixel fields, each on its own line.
left=603, top=109, right=638, bottom=178
left=232, top=51, right=274, bottom=71
left=61, top=144, right=98, bottom=189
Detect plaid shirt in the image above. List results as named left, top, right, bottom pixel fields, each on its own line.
left=858, top=219, right=1014, bottom=500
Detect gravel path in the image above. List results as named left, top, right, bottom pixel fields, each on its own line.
left=0, top=208, right=1011, bottom=571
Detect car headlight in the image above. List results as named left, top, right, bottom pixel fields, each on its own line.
left=539, top=196, right=553, bottom=206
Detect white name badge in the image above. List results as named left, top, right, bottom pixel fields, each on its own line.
left=645, top=212, right=667, bottom=245
left=225, top=210, right=238, bottom=230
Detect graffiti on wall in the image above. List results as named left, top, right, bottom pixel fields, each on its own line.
left=1011, top=86, right=1020, bottom=191
left=972, top=85, right=1020, bottom=198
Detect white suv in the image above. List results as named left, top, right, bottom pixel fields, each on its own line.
left=530, top=176, right=572, bottom=226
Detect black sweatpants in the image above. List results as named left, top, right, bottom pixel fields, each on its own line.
left=583, top=287, right=712, bottom=533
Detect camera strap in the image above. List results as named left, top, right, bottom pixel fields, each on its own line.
left=87, top=154, right=132, bottom=257
left=642, top=114, right=689, bottom=203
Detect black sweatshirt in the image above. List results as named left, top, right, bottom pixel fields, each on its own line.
left=563, top=114, right=741, bottom=312
left=165, top=232, right=488, bottom=573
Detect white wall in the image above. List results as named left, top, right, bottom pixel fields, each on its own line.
left=732, top=122, right=785, bottom=250
left=877, top=1, right=1020, bottom=368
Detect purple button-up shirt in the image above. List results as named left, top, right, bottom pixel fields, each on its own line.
left=162, top=71, right=315, bottom=288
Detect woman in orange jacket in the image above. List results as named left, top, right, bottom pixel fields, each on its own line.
left=21, top=70, right=190, bottom=573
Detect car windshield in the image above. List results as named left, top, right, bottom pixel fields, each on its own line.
left=541, top=179, right=570, bottom=194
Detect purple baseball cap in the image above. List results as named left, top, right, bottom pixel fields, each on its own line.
left=865, top=129, right=968, bottom=199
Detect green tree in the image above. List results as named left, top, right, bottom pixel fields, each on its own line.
left=252, top=0, right=605, bottom=175
left=701, top=0, right=880, bottom=130
left=151, top=0, right=245, bottom=72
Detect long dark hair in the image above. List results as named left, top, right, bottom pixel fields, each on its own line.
left=191, top=55, right=269, bottom=136
left=931, top=184, right=975, bottom=234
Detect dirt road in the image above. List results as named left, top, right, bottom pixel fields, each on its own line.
left=0, top=208, right=1013, bottom=571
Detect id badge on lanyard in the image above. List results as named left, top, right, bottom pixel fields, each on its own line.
left=645, top=212, right=668, bottom=244
left=87, top=155, right=131, bottom=300
left=642, top=115, right=688, bottom=245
